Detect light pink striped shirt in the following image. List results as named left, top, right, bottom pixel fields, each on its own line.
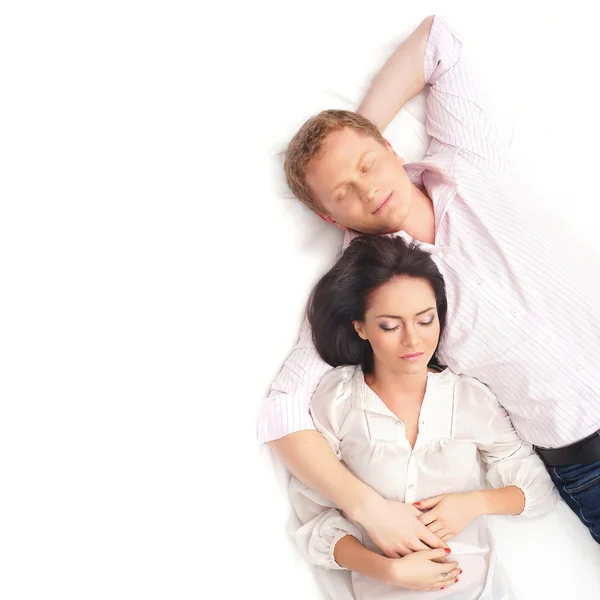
left=258, top=16, right=600, bottom=448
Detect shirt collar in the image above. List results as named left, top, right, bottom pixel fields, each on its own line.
left=350, top=367, right=456, bottom=442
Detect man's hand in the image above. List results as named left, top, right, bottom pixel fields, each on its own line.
left=382, top=548, right=461, bottom=591
left=415, top=492, right=485, bottom=541
left=353, top=494, right=448, bottom=557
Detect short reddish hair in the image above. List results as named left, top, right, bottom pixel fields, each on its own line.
left=284, top=110, right=386, bottom=213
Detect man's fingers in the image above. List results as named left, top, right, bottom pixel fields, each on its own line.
left=407, top=538, right=430, bottom=552
left=382, top=545, right=411, bottom=558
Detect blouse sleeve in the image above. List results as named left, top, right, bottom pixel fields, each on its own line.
left=288, top=478, right=364, bottom=570
left=457, top=377, right=558, bottom=517
left=288, top=367, right=361, bottom=569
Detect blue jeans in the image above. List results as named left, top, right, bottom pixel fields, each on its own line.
left=548, top=460, right=600, bottom=543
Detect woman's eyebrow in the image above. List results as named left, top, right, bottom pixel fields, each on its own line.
left=375, top=307, right=435, bottom=319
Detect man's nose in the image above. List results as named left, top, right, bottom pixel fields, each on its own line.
left=360, top=183, right=378, bottom=204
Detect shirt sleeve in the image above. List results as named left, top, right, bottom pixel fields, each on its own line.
left=288, top=478, right=364, bottom=570
left=257, top=317, right=334, bottom=443
left=424, top=16, right=511, bottom=171
left=458, top=377, right=558, bottom=517
left=288, top=367, right=361, bottom=569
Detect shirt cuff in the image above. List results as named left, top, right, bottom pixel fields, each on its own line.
left=424, top=15, right=463, bottom=86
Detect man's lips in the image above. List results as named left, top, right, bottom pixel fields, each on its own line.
left=372, top=192, right=393, bottom=214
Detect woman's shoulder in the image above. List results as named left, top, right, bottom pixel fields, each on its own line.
left=309, top=366, right=359, bottom=433
left=433, top=368, right=498, bottom=410
left=444, top=371, right=510, bottom=441
left=314, top=365, right=360, bottom=401
left=450, top=371, right=496, bottom=398
left=445, top=370, right=507, bottom=427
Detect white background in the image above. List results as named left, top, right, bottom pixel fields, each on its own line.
left=2, top=1, right=600, bottom=598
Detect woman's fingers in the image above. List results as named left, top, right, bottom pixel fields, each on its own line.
left=436, top=560, right=459, bottom=573
left=444, top=567, right=461, bottom=581
left=435, top=575, right=459, bottom=590
left=414, top=496, right=443, bottom=510
left=419, top=525, right=448, bottom=550
left=418, top=510, right=438, bottom=526
left=434, top=529, right=452, bottom=539
left=425, top=521, right=443, bottom=534
left=435, top=563, right=460, bottom=590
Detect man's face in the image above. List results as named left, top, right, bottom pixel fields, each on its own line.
left=306, top=128, right=414, bottom=234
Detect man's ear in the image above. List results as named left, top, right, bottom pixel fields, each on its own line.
left=353, top=320, right=368, bottom=340
left=383, top=138, right=405, bottom=166
left=317, top=213, right=347, bottom=231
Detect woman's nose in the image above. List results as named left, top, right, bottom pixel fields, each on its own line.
left=402, top=326, right=419, bottom=347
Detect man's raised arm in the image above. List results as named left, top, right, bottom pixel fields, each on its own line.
left=358, top=15, right=510, bottom=170
left=357, top=16, right=434, bottom=133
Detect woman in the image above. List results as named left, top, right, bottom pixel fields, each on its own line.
left=288, top=235, right=557, bottom=599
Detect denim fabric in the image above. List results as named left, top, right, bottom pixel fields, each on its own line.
left=548, top=460, right=600, bottom=543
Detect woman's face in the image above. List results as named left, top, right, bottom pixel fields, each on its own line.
left=353, top=276, right=441, bottom=376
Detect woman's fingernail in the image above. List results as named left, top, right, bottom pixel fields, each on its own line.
left=459, top=569, right=462, bottom=574
left=413, top=501, right=421, bottom=506
left=455, top=579, right=459, bottom=583
left=441, top=587, right=444, bottom=590
left=445, top=548, right=451, bottom=554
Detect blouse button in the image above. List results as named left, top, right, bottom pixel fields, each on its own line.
left=442, top=247, right=449, bottom=255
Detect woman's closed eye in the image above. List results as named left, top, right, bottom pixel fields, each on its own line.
left=379, top=318, right=434, bottom=332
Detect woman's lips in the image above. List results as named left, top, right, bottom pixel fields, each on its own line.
left=372, top=192, right=393, bottom=214
left=400, top=352, right=424, bottom=361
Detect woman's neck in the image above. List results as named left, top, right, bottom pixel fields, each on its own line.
left=366, top=365, right=428, bottom=404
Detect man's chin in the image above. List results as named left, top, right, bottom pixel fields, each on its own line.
left=338, top=217, right=404, bottom=236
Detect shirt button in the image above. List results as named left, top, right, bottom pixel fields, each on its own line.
left=476, top=277, right=483, bottom=285
left=442, top=247, right=449, bottom=255
left=407, top=484, right=415, bottom=491
left=576, top=365, right=584, bottom=372
left=546, top=337, right=551, bottom=344
left=511, top=308, right=517, bottom=316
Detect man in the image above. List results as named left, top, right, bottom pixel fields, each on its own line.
left=258, top=15, right=600, bottom=555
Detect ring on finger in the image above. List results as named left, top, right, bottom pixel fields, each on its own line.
left=441, top=573, right=448, bottom=578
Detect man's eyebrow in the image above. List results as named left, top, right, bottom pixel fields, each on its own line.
left=375, top=307, right=436, bottom=318
left=331, top=152, right=369, bottom=195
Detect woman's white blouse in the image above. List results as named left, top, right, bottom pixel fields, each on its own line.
left=288, top=366, right=557, bottom=600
